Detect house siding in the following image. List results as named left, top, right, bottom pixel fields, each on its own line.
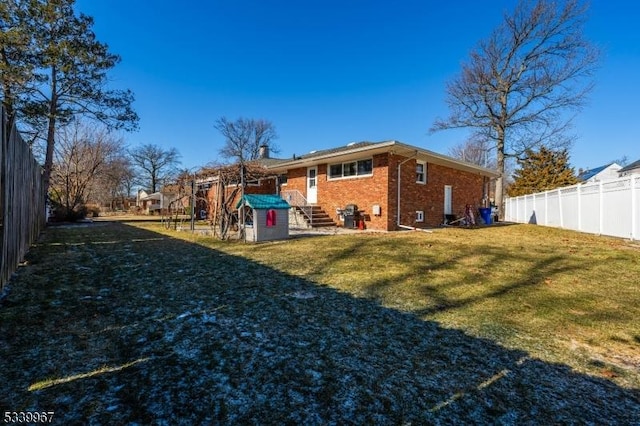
left=281, top=167, right=307, bottom=198
left=317, top=154, right=391, bottom=230
left=283, top=152, right=486, bottom=231
left=395, top=160, right=485, bottom=227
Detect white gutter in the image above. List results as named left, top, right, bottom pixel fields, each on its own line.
left=265, top=140, right=499, bottom=178
left=397, top=151, right=418, bottom=229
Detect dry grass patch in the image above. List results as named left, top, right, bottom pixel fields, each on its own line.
left=0, top=220, right=638, bottom=424
left=146, top=222, right=640, bottom=388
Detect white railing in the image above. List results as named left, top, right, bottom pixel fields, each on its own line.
left=280, top=189, right=313, bottom=224
left=505, top=175, right=640, bottom=240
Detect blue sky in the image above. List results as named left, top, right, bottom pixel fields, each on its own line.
left=75, top=0, right=639, bottom=172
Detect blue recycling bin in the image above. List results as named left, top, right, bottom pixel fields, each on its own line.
left=479, top=207, right=492, bottom=225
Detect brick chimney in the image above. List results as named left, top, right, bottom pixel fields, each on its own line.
left=258, top=144, right=269, bottom=159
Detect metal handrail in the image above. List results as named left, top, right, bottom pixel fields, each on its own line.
left=281, top=189, right=313, bottom=225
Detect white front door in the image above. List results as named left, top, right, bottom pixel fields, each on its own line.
left=307, top=166, right=318, bottom=204
left=444, top=185, right=452, bottom=215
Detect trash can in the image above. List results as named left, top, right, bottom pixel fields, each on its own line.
left=479, top=207, right=492, bottom=225
left=343, top=204, right=358, bottom=228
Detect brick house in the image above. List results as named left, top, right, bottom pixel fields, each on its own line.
left=263, top=140, right=498, bottom=231
left=198, top=161, right=280, bottom=223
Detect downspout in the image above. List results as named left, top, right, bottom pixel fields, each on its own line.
left=397, top=151, right=419, bottom=230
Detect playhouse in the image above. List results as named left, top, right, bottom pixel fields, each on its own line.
left=237, top=194, right=290, bottom=242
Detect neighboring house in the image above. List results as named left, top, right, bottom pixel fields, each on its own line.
left=136, top=190, right=183, bottom=215
left=263, top=140, right=498, bottom=231
left=618, top=158, right=640, bottom=177
left=577, top=163, right=622, bottom=183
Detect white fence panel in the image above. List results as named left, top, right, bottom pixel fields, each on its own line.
left=505, top=175, right=640, bottom=240
left=579, top=183, right=601, bottom=234
left=560, top=186, right=579, bottom=230
left=546, top=190, right=561, bottom=227
left=533, top=193, right=547, bottom=225
left=601, top=178, right=633, bottom=239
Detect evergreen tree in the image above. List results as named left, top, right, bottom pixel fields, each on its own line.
left=507, top=147, right=579, bottom=196
left=0, top=0, right=32, bottom=127
left=0, top=0, right=138, bottom=193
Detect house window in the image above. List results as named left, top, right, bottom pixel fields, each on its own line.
left=266, top=209, right=276, bottom=227
left=416, top=211, right=424, bottom=222
left=329, top=164, right=342, bottom=177
left=308, top=168, right=317, bottom=187
left=329, top=158, right=373, bottom=179
left=416, top=161, right=427, bottom=184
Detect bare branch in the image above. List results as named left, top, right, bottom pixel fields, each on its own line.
left=129, top=144, right=181, bottom=193
left=431, top=0, right=599, bottom=216
left=215, top=116, right=279, bottom=164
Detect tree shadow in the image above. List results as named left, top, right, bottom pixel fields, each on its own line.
left=361, top=241, right=579, bottom=317
left=0, top=222, right=638, bottom=424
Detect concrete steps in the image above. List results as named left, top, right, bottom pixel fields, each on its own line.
left=295, top=206, right=337, bottom=228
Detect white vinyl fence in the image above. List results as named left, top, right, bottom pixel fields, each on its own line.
left=505, top=175, right=640, bottom=240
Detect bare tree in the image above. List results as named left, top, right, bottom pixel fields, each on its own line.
left=129, top=144, right=181, bottom=193
left=610, top=156, right=629, bottom=167
left=198, top=162, right=276, bottom=240
left=448, top=136, right=496, bottom=169
left=431, top=0, right=599, bottom=217
left=215, top=117, right=278, bottom=164
left=49, top=121, right=121, bottom=220
left=92, top=154, right=135, bottom=210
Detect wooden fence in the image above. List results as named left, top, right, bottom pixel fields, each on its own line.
left=0, top=105, right=47, bottom=292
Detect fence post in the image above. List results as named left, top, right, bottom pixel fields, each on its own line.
left=558, top=188, right=564, bottom=228
left=632, top=177, right=637, bottom=240
left=599, top=181, right=604, bottom=236
left=544, top=190, right=548, bottom=226
left=577, top=184, right=582, bottom=233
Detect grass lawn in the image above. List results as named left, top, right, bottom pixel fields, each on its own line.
left=153, top=222, right=640, bottom=388
left=1, top=220, right=638, bottom=424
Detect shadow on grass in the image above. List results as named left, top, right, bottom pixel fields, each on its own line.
left=0, top=222, right=638, bottom=424
left=358, top=239, right=579, bottom=316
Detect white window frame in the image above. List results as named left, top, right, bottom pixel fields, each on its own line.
left=416, top=210, right=424, bottom=222
left=416, top=160, right=427, bottom=184
left=328, top=158, right=373, bottom=180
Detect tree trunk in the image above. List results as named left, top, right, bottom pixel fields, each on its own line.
left=495, top=129, right=506, bottom=221
left=43, top=66, right=58, bottom=196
